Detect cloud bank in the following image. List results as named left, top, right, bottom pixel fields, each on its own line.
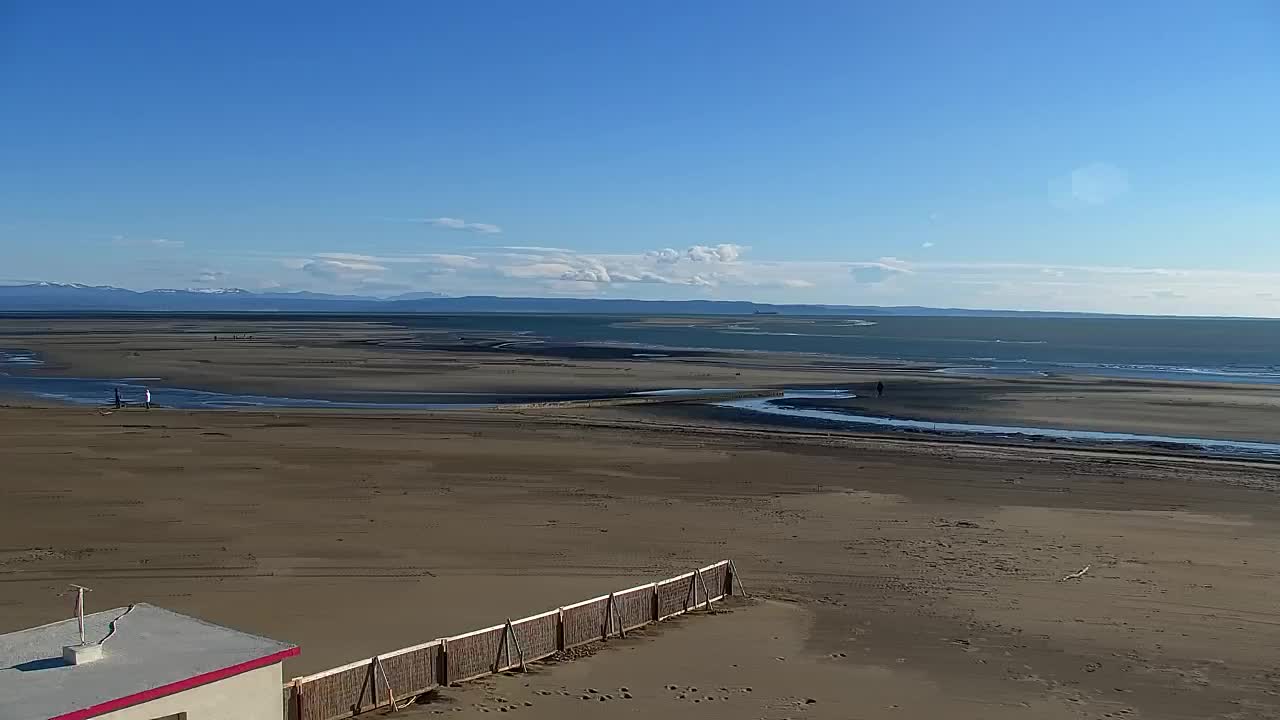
left=86, top=238, right=1280, bottom=317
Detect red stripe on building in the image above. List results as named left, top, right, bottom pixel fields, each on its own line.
left=49, top=647, right=299, bottom=720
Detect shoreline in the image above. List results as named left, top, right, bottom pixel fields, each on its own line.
left=699, top=401, right=1280, bottom=463
left=4, top=316, right=1280, bottom=461
left=5, top=373, right=1280, bottom=463
left=6, top=387, right=1279, bottom=466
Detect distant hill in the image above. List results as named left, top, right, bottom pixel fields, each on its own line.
left=0, top=282, right=1193, bottom=318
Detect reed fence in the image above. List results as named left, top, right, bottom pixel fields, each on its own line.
left=284, top=559, right=741, bottom=720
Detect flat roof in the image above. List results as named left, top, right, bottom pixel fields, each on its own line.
left=0, top=603, right=297, bottom=720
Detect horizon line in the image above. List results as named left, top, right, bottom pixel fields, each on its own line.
left=1, top=280, right=1277, bottom=321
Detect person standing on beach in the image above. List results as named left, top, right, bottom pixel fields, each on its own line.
left=113, top=387, right=121, bottom=409
left=144, top=387, right=151, bottom=410
left=877, top=381, right=885, bottom=398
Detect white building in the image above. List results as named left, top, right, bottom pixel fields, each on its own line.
left=0, top=603, right=297, bottom=720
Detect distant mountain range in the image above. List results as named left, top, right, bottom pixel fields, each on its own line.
left=0, top=283, right=446, bottom=311
left=0, top=281, right=1204, bottom=318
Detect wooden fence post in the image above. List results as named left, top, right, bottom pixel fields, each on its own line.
left=503, top=623, right=512, bottom=671
left=287, top=679, right=301, bottom=720
left=354, top=659, right=376, bottom=715
left=651, top=583, right=660, bottom=622
left=604, top=593, right=625, bottom=639
left=509, top=619, right=526, bottom=671
left=493, top=619, right=526, bottom=673
left=439, top=639, right=450, bottom=686
left=696, top=568, right=714, bottom=612
left=728, top=559, right=750, bottom=598
left=556, top=608, right=565, bottom=651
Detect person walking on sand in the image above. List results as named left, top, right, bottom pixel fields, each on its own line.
left=113, top=386, right=121, bottom=409
left=144, top=387, right=151, bottom=410
left=876, top=381, right=885, bottom=398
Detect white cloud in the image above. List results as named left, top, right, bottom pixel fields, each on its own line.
left=111, top=235, right=185, bottom=249
left=491, top=246, right=747, bottom=288
left=192, top=269, right=226, bottom=285
left=1051, top=162, right=1130, bottom=207
left=609, top=270, right=666, bottom=284
left=921, top=241, right=935, bottom=249
left=426, top=217, right=502, bottom=234
left=493, top=245, right=572, bottom=253
left=646, top=244, right=743, bottom=264
left=849, top=261, right=912, bottom=284
left=316, top=252, right=383, bottom=263
left=220, top=243, right=1280, bottom=317
left=307, top=251, right=482, bottom=271
left=302, top=258, right=387, bottom=279
left=686, top=243, right=743, bottom=262
left=500, top=262, right=577, bottom=280
left=648, top=248, right=682, bottom=264
left=422, top=254, right=480, bottom=268
left=558, top=258, right=613, bottom=284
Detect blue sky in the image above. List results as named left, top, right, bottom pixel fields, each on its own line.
left=2, top=1, right=1277, bottom=315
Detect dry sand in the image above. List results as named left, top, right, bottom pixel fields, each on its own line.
left=2, top=407, right=1279, bottom=719
left=3, top=318, right=1280, bottom=718
left=416, top=600, right=1112, bottom=719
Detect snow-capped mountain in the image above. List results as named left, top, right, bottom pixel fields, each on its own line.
left=0, top=283, right=438, bottom=310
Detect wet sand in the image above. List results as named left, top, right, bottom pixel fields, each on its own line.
left=2, top=406, right=1279, bottom=719
left=789, top=375, right=1280, bottom=444
left=0, top=317, right=884, bottom=399
left=3, top=317, right=1278, bottom=446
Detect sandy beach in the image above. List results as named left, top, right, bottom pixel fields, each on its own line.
left=3, top=317, right=1280, bottom=718
left=2, top=404, right=1279, bottom=718
left=9, top=3, right=1280, bottom=717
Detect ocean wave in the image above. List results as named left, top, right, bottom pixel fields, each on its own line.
left=989, top=339, right=1048, bottom=345
left=935, top=366, right=1050, bottom=378
left=718, top=330, right=873, bottom=339
left=1060, top=362, right=1280, bottom=379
